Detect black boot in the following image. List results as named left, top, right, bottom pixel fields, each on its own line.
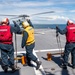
left=1, top=65, right=8, bottom=73
left=26, top=58, right=33, bottom=66
left=27, top=62, right=33, bottom=66
left=10, top=65, right=17, bottom=72
left=72, top=65, right=75, bottom=69
left=35, top=60, right=42, bottom=70
left=60, top=64, right=67, bottom=69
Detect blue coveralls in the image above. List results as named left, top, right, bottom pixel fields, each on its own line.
left=57, top=27, right=75, bottom=66
left=21, top=27, right=37, bottom=63
left=0, top=24, right=21, bottom=67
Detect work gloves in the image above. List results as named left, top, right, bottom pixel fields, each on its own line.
left=13, top=21, right=17, bottom=27
left=56, top=25, right=59, bottom=30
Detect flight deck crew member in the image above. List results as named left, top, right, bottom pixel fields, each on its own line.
left=0, top=18, right=21, bottom=72
left=56, top=20, right=75, bottom=69
left=21, top=20, right=42, bottom=70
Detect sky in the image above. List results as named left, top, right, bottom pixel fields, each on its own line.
left=0, top=0, right=75, bottom=24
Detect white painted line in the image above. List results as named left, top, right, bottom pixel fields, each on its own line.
left=32, top=49, right=46, bottom=75
left=14, top=51, right=26, bottom=54
left=14, top=48, right=64, bottom=54
left=35, top=48, right=64, bottom=52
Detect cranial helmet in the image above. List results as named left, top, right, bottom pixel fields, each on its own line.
left=22, top=20, right=29, bottom=28
left=67, top=20, right=73, bottom=25
left=2, top=18, right=9, bottom=25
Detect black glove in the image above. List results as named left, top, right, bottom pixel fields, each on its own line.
left=21, top=45, right=24, bottom=48
left=56, top=25, right=59, bottom=30
left=13, top=21, right=17, bottom=27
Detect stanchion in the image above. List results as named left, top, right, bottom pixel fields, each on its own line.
left=56, top=28, right=63, bottom=57
left=47, top=53, right=52, bottom=61
left=14, top=33, right=21, bottom=70
left=14, top=55, right=27, bottom=66
left=21, top=56, right=27, bottom=66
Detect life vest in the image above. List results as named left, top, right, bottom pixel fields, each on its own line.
left=0, top=25, right=12, bottom=44
left=24, top=26, right=35, bottom=45
left=66, top=24, right=75, bottom=43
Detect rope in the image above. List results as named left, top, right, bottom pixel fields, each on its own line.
left=56, top=32, right=63, bottom=57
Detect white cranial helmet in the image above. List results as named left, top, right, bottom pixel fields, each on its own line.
left=67, top=20, right=73, bottom=24
left=2, top=18, right=9, bottom=24
left=22, top=20, right=29, bottom=28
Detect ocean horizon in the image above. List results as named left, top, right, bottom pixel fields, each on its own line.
left=33, top=24, right=66, bottom=29
left=11, top=24, right=66, bottom=30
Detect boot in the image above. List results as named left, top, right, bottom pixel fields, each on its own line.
left=10, top=65, right=17, bottom=72
left=27, top=61, right=33, bottom=66
left=1, top=65, right=8, bottom=73
left=26, top=57, right=33, bottom=66
left=72, top=65, right=75, bottom=69
left=35, top=60, right=42, bottom=70
left=60, top=64, right=67, bottom=69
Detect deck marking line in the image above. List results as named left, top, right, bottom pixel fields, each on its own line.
left=14, top=48, right=64, bottom=54
left=32, top=49, right=46, bottom=75
left=35, top=48, right=64, bottom=52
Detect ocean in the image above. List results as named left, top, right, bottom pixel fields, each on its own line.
left=33, top=24, right=66, bottom=30
left=11, top=24, right=66, bottom=30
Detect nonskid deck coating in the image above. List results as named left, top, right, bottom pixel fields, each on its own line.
left=0, top=29, right=74, bottom=75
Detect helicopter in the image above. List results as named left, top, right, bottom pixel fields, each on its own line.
left=0, top=11, right=55, bottom=19
left=0, top=11, right=55, bottom=34
left=0, top=11, right=55, bottom=23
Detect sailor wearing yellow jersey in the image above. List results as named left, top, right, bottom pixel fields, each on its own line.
left=21, top=20, right=41, bottom=70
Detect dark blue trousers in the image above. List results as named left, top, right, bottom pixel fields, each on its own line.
left=63, top=42, right=75, bottom=66
left=25, top=43, right=37, bottom=62
left=0, top=43, right=14, bottom=66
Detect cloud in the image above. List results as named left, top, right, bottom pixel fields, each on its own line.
left=0, top=0, right=75, bottom=24
left=0, top=1, right=54, bottom=7
left=61, top=1, right=75, bottom=4
left=37, top=15, right=69, bottom=21
left=70, top=10, right=75, bottom=12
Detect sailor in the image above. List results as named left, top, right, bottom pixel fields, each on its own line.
left=21, top=20, right=42, bottom=70
left=56, top=20, right=75, bottom=69
left=0, top=18, right=21, bottom=72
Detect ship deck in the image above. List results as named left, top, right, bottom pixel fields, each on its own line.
left=0, top=29, right=75, bottom=75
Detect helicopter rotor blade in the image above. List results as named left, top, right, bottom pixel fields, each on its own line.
left=10, top=15, right=29, bottom=19
left=9, top=16, right=20, bottom=20
left=0, top=11, right=55, bottom=20
left=0, top=14, right=29, bottom=17
left=0, top=11, right=55, bottom=17
left=0, top=14, right=17, bottom=16
left=30, top=11, right=55, bottom=16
